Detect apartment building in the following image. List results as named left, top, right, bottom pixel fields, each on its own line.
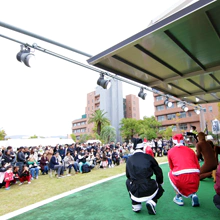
left=125, top=94, right=140, bottom=120
left=72, top=80, right=140, bottom=141
left=154, top=94, right=219, bottom=134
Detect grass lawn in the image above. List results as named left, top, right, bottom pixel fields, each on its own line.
left=0, top=156, right=168, bottom=216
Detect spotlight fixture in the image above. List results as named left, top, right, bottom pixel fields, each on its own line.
left=164, top=97, right=172, bottom=108
left=181, top=103, right=188, bottom=112
left=16, top=45, right=35, bottom=67
left=97, top=73, right=111, bottom=89
left=194, top=107, right=201, bottom=115
left=138, top=87, right=147, bottom=100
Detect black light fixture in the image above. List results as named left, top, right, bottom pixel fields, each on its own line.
left=138, top=87, right=147, bottom=100
left=181, top=103, right=188, bottom=112
left=164, top=97, right=172, bottom=108
left=97, top=73, right=111, bottom=89
left=194, top=107, right=201, bottom=115
left=16, top=45, right=35, bottom=67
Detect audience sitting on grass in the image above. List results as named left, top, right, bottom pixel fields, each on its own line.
left=40, top=153, right=49, bottom=175
left=19, top=164, right=32, bottom=185
left=49, top=151, right=64, bottom=178
left=78, top=149, right=90, bottom=173
left=27, top=152, right=40, bottom=180
left=64, top=152, right=79, bottom=175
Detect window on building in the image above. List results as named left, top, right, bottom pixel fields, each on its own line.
left=179, top=112, right=186, bottom=118
left=88, top=107, right=90, bottom=111
left=92, top=106, right=93, bottom=110
left=88, top=128, right=90, bottom=132
left=134, top=113, right=136, bottom=117
left=209, top=106, right=213, bottom=112
left=92, top=99, right=93, bottom=103
left=133, top=107, right=136, bottom=110
left=88, top=101, right=90, bottom=104
left=158, top=116, right=166, bottom=121
left=159, top=127, right=166, bottom=131
left=203, top=108, right=206, bottom=113
left=81, top=129, right=85, bottom=132
left=73, top=123, right=76, bottom=127
left=77, top=123, right=80, bottom=126
left=133, top=101, right=135, bottom=104
left=179, top=123, right=187, bottom=130
left=172, top=125, right=177, bottom=131
left=76, top=136, right=80, bottom=140
left=188, top=112, right=191, bottom=117
left=156, top=96, right=163, bottom=101
left=167, top=114, right=176, bottom=120
left=156, top=105, right=165, bottom=111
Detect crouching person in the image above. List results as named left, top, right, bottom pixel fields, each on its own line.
left=126, top=141, right=164, bottom=215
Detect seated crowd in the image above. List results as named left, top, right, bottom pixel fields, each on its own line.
left=0, top=141, right=148, bottom=189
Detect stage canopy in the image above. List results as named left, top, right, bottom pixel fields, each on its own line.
left=88, top=0, right=220, bottom=105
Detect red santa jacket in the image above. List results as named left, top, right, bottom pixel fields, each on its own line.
left=168, top=145, right=200, bottom=175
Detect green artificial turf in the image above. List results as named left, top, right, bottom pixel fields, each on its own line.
left=9, top=163, right=219, bottom=220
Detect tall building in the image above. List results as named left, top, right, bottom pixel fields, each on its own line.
left=154, top=94, right=219, bottom=134
left=125, top=94, right=140, bottom=120
left=72, top=80, right=140, bottom=142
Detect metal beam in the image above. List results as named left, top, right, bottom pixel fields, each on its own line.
left=0, top=21, right=93, bottom=58
left=134, top=44, right=183, bottom=76
left=147, top=65, right=220, bottom=87
left=164, top=30, right=206, bottom=71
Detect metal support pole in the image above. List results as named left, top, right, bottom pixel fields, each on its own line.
left=0, top=21, right=93, bottom=58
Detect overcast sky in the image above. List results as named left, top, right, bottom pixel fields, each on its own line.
left=0, top=0, right=181, bottom=136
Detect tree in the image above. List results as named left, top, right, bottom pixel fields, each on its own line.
left=88, top=109, right=110, bottom=135
left=139, top=116, right=162, bottom=140
left=79, top=133, right=91, bottom=144
left=0, top=129, right=6, bottom=140
left=162, top=126, right=173, bottom=140
left=30, top=134, right=38, bottom=139
left=70, top=133, right=76, bottom=142
left=100, top=126, right=116, bottom=144
left=120, top=118, right=140, bottom=141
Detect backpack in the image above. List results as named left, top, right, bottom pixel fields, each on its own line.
left=82, top=164, right=91, bottom=173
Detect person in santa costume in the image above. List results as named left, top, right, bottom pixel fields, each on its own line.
left=126, top=139, right=164, bottom=215
left=143, top=138, right=154, bottom=158
left=168, top=134, right=200, bottom=207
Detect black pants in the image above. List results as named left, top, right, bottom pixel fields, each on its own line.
left=126, top=180, right=164, bottom=205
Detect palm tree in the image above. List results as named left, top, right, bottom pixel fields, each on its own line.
left=100, top=126, right=116, bottom=144
left=88, top=109, right=110, bottom=135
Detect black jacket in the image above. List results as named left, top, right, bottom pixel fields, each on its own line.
left=126, top=150, right=163, bottom=198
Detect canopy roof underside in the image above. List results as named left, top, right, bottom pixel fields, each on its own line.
left=88, top=0, right=220, bottom=104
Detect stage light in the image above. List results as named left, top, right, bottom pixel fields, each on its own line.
left=138, top=88, right=147, bottom=100
left=164, top=97, right=172, bottom=108
left=181, top=104, right=188, bottom=112
left=194, top=107, right=201, bottom=114
left=16, top=45, right=35, bottom=67
left=97, top=73, right=111, bottom=89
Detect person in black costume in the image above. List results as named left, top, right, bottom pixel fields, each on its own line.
left=126, top=138, right=164, bottom=215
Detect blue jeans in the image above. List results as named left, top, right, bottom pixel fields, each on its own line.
left=42, top=165, right=49, bottom=174
left=30, top=167, right=39, bottom=178
left=79, top=162, right=90, bottom=173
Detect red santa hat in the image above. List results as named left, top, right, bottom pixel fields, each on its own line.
left=143, top=138, right=147, bottom=143
left=172, top=134, right=184, bottom=146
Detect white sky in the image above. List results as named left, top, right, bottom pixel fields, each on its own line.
left=0, top=0, right=180, bottom=136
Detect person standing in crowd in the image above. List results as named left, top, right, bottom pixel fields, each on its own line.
left=126, top=138, right=164, bottom=215
left=168, top=134, right=200, bottom=207
left=196, top=132, right=217, bottom=180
